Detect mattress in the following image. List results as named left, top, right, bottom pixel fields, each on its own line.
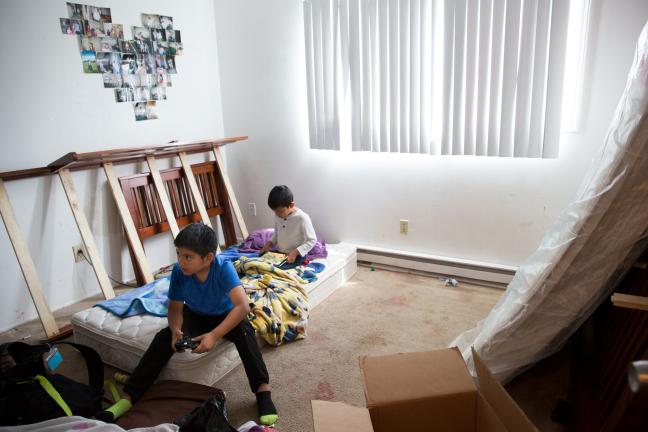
left=72, top=243, right=357, bottom=385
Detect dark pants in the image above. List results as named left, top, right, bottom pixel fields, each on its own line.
left=124, top=306, right=269, bottom=402
left=278, top=254, right=304, bottom=270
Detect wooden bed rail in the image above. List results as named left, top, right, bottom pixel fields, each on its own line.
left=48, top=137, right=247, bottom=171
left=0, top=137, right=248, bottom=339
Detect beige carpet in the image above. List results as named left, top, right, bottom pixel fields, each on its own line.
left=217, top=265, right=503, bottom=431
left=1, top=265, right=567, bottom=431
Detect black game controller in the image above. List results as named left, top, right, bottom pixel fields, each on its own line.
left=175, top=335, right=199, bottom=352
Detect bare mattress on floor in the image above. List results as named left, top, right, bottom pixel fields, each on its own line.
left=71, top=243, right=357, bottom=385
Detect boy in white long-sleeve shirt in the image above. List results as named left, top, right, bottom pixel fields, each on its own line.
left=260, top=185, right=317, bottom=268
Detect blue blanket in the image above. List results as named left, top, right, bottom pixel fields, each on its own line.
left=96, top=277, right=170, bottom=318
left=95, top=247, right=323, bottom=318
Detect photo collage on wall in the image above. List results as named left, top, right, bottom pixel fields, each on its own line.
left=60, top=3, right=184, bottom=121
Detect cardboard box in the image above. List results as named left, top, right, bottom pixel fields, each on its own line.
left=312, top=347, right=537, bottom=432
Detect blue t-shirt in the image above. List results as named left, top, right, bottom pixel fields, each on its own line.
left=168, top=255, right=241, bottom=316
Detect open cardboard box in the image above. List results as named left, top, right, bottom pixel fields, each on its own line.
left=312, top=347, right=537, bottom=432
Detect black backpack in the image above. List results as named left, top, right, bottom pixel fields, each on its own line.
left=173, top=391, right=238, bottom=432
left=0, top=341, right=104, bottom=426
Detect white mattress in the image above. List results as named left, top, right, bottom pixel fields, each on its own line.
left=72, top=243, right=357, bottom=385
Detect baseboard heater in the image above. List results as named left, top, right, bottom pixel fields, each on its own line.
left=356, top=245, right=517, bottom=289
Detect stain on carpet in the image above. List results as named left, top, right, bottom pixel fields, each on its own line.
left=305, top=381, right=335, bottom=401
left=386, top=295, right=408, bottom=306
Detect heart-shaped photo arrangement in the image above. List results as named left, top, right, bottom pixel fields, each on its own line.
left=60, top=2, right=184, bottom=121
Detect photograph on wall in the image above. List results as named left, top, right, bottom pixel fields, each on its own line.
left=120, top=53, right=137, bottom=74
left=121, top=73, right=139, bottom=89
left=151, top=86, right=167, bottom=101
left=83, top=5, right=97, bottom=21
left=134, top=101, right=157, bottom=121
left=71, top=19, right=84, bottom=35
left=132, top=87, right=143, bottom=102
left=142, top=14, right=160, bottom=29
left=85, top=20, right=105, bottom=37
left=154, top=55, right=166, bottom=70
left=80, top=36, right=101, bottom=52
left=133, top=86, right=151, bottom=102
left=133, top=26, right=150, bottom=41
left=167, top=56, right=177, bottom=74
left=81, top=5, right=92, bottom=20
left=165, top=30, right=176, bottom=43
left=67, top=2, right=84, bottom=19
left=120, top=40, right=135, bottom=54
left=169, top=42, right=183, bottom=56
left=109, top=52, right=121, bottom=73
left=60, top=18, right=84, bottom=35
left=100, top=37, right=119, bottom=52
left=95, top=52, right=120, bottom=74
left=60, top=18, right=73, bottom=35
left=96, top=52, right=110, bottom=73
left=173, top=30, right=181, bottom=43
left=159, top=16, right=173, bottom=30
left=153, top=41, right=168, bottom=56
left=141, top=86, right=152, bottom=101
left=133, top=39, right=150, bottom=54
left=135, top=59, right=153, bottom=86
left=102, top=72, right=122, bottom=88
left=115, top=87, right=133, bottom=102
left=143, top=73, right=155, bottom=88
left=81, top=50, right=99, bottom=73
left=104, top=23, right=123, bottom=39
left=99, top=7, right=112, bottom=23
left=155, top=68, right=169, bottom=87
left=151, top=28, right=165, bottom=42
left=144, top=54, right=156, bottom=74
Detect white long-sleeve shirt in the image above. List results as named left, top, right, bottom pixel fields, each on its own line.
left=270, top=208, right=317, bottom=256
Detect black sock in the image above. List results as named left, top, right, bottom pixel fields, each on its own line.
left=256, top=390, right=278, bottom=417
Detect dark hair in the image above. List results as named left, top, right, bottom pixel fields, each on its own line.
left=174, top=223, right=218, bottom=257
left=267, top=185, right=294, bottom=209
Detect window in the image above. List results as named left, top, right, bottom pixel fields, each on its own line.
left=304, top=0, right=581, bottom=157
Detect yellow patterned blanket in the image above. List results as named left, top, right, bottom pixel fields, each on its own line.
left=234, top=253, right=311, bottom=346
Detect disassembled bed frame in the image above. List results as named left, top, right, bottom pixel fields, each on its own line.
left=0, top=137, right=249, bottom=339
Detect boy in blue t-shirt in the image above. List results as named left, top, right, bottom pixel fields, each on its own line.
left=103, top=223, right=278, bottom=425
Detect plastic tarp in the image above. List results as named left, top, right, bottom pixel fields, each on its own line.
left=452, top=21, right=648, bottom=383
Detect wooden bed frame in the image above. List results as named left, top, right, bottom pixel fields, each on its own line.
left=118, top=160, right=238, bottom=285
left=0, top=137, right=249, bottom=339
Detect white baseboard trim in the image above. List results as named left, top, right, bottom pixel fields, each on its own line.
left=356, top=245, right=517, bottom=288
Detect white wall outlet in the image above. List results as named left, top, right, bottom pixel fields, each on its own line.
left=249, top=202, right=257, bottom=216
left=72, top=244, right=86, bottom=263
left=400, top=219, right=409, bottom=235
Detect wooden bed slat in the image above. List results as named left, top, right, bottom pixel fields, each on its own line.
left=212, top=146, right=249, bottom=239
left=178, top=152, right=212, bottom=229
left=104, top=162, right=154, bottom=284
left=0, top=178, right=59, bottom=338
left=148, top=156, right=180, bottom=238
left=58, top=168, right=116, bottom=299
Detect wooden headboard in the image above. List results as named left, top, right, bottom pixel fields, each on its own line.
left=1, top=137, right=248, bottom=339
left=119, top=160, right=237, bottom=284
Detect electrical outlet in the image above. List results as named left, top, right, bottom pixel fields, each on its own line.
left=249, top=202, right=257, bottom=216
left=400, top=219, right=409, bottom=235
left=72, top=244, right=86, bottom=263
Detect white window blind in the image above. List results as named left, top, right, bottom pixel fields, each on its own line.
left=303, top=0, right=572, bottom=157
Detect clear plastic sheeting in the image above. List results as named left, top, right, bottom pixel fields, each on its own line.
left=452, top=22, right=648, bottom=383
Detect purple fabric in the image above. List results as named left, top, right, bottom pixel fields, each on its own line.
left=239, top=228, right=328, bottom=260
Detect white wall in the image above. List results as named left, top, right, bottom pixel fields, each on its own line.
left=0, top=0, right=224, bottom=331
left=214, top=0, right=648, bottom=266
